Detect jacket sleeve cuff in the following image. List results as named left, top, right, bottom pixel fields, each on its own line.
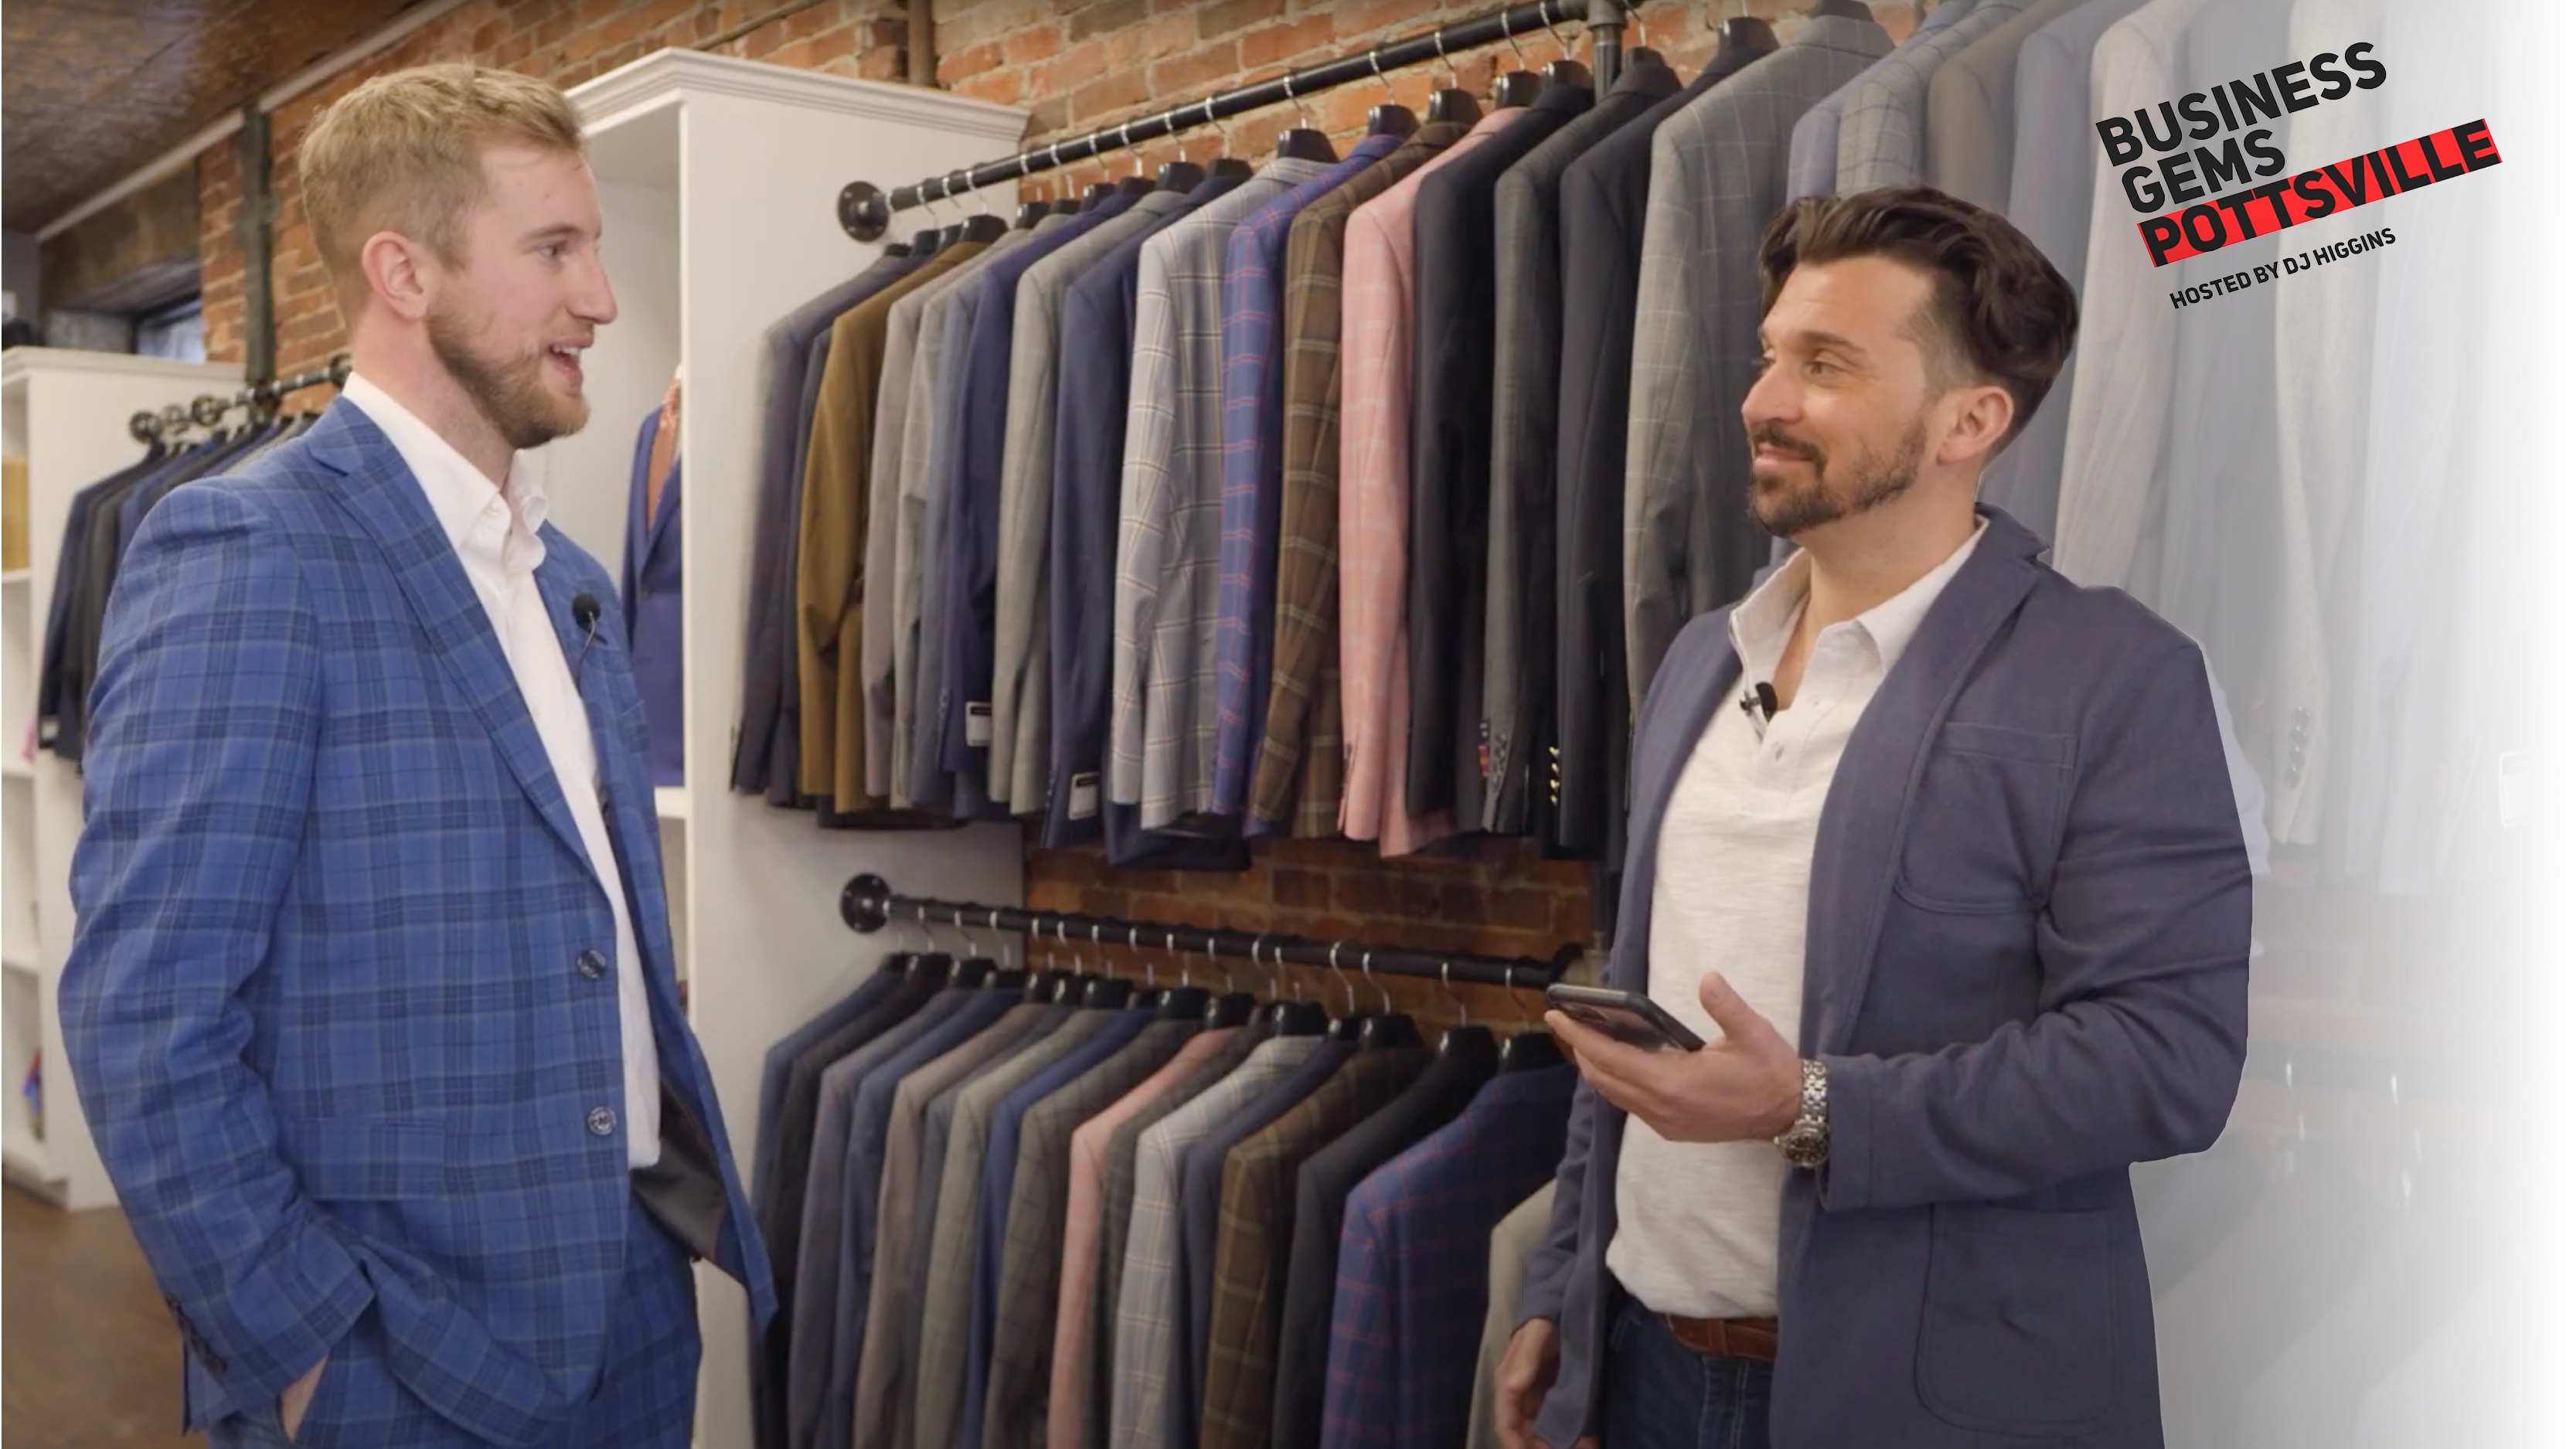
left=206, top=1214, right=373, bottom=1409
left=1815, top=1052, right=1880, bottom=1213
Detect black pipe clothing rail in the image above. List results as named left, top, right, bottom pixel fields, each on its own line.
left=838, top=0, right=1632, bottom=241
left=129, top=352, right=352, bottom=443
left=840, top=872, right=1582, bottom=989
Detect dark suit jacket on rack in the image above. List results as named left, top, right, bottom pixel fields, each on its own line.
left=1519, top=509, right=2251, bottom=1448
left=1548, top=37, right=1775, bottom=868
left=1404, top=84, right=1591, bottom=824
left=1481, top=57, right=1679, bottom=838
left=623, top=406, right=685, bottom=787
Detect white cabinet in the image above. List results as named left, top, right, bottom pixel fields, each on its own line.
left=1, top=346, right=245, bottom=1211
left=542, top=51, right=1033, bottom=1447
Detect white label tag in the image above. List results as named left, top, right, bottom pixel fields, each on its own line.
left=966, top=702, right=993, bottom=747
left=2499, top=750, right=2534, bottom=830
left=1070, top=771, right=1101, bottom=821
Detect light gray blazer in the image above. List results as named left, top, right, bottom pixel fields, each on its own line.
left=1522, top=506, right=2251, bottom=1447
left=1837, top=0, right=2038, bottom=193
left=1924, top=0, right=2090, bottom=210
left=1623, top=14, right=1894, bottom=713
left=1977, top=0, right=2153, bottom=543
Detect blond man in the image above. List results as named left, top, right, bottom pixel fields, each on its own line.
left=63, top=64, right=770, bottom=1448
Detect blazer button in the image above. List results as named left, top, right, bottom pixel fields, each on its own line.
left=588, top=1106, right=618, bottom=1137
left=577, top=948, right=608, bottom=981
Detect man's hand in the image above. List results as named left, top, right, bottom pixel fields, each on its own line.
left=1545, top=971, right=1802, bottom=1143
left=280, top=1353, right=326, bottom=1441
left=1496, top=1318, right=1595, bottom=1449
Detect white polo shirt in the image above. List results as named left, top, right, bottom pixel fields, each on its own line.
left=343, top=374, right=662, bottom=1169
left=1607, top=521, right=1986, bottom=1318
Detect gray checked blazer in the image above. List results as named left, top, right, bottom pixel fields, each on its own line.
left=1623, top=14, right=1893, bottom=713
left=1838, top=0, right=2038, bottom=194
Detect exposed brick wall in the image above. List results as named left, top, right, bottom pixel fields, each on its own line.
left=179, top=0, right=1922, bottom=992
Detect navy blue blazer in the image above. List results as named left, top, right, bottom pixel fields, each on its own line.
left=64, top=400, right=774, bottom=1445
left=1519, top=507, right=2251, bottom=1447
left=623, top=405, right=685, bottom=787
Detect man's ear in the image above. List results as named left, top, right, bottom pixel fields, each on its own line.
left=1935, top=382, right=2016, bottom=468
left=358, top=230, right=435, bottom=325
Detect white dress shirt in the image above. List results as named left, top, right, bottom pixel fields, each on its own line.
left=1608, top=522, right=1984, bottom=1318
left=343, top=373, right=662, bottom=1168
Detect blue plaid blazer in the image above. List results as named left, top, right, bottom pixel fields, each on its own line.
left=61, top=399, right=774, bottom=1446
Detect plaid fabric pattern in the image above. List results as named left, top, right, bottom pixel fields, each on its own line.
left=64, top=402, right=766, bottom=1447
left=915, top=1009, right=1115, bottom=1449
left=992, top=202, right=1174, bottom=816
left=1319, top=1064, right=1577, bottom=1449
left=1254, top=124, right=1465, bottom=835
left=1340, top=111, right=1526, bottom=855
left=1199, top=1049, right=1428, bottom=1449
left=982, top=1020, right=1197, bottom=1449
left=852, top=1005, right=1056, bottom=1449
left=1050, top=1028, right=1244, bottom=1449
left=1784, top=0, right=1971, bottom=202
left=1625, top=19, right=1892, bottom=713
left=1112, top=160, right=1330, bottom=829
left=1836, top=0, right=2030, bottom=192
left=1210, top=138, right=1400, bottom=821
left=1110, top=1036, right=1319, bottom=1449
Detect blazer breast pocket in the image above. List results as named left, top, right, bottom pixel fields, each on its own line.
left=1894, top=723, right=2074, bottom=914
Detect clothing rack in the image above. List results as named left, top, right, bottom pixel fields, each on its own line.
left=127, top=352, right=352, bottom=443
left=836, top=0, right=1633, bottom=241
left=840, top=872, right=1581, bottom=988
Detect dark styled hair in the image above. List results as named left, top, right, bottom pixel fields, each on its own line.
left=1756, top=187, right=2078, bottom=451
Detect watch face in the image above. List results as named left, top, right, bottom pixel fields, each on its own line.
left=1779, top=1127, right=1828, bottom=1169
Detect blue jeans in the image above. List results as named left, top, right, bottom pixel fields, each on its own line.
left=1601, top=1293, right=1775, bottom=1449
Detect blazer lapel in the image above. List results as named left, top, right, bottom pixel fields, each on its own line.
left=1605, top=607, right=1747, bottom=989
left=310, top=400, right=596, bottom=876
left=533, top=545, right=685, bottom=1019
left=1802, top=508, right=2047, bottom=1056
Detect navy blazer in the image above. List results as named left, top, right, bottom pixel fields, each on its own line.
left=1519, top=507, right=2251, bottom=1447
left=623, top=405, right=685, bottom=787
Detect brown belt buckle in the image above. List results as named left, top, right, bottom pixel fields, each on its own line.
left=1659, top=1313, right=1780, bottom=1364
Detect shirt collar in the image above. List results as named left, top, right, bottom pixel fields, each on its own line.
left=342, top=371, right=550, bottom=576
left=1730, top=519, right=1990, bottom=679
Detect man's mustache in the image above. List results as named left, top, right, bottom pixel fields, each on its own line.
left=1748, top=424, right=1822, bottom=464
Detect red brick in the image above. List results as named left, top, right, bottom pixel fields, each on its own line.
left=1148, top=40, right=1240, bottom=97
left=1004, top=22, right=1063, bottom=66
left=1239, top=13, right=1336, bottom=72
left=1196, top=0, right=1282, bottom=41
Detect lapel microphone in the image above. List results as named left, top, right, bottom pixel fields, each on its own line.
left=570, top=593, right=602, bottom=685
left=1738, top=681, right=1779, bottom=721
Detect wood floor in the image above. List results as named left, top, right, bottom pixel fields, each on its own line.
left=4, top=1185, right=202, bottom=1446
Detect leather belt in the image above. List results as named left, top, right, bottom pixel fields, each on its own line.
left=1659, top=1313, right=1780, bottom=1364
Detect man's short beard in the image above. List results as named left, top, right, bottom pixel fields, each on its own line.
left=1747, top=413, right=1928, bottom=539
left=427, top=301, right=585, bottom=452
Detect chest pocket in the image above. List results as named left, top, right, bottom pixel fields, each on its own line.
left=1896, top=723, right=2074, bottom=913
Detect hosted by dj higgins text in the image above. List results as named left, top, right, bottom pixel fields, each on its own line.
left=2165, top=224, right=2396, bottom=311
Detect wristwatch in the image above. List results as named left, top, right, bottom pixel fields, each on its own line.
left=1775, top=1058, right=1830, bottom=1169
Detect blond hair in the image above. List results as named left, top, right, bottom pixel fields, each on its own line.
left=298, top=63, right=585, bottom=311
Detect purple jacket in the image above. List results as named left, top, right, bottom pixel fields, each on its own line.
left=1518, top=505, right=2251, bottom=1447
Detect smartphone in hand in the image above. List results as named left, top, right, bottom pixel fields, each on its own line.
left=1543, top=984, right=1707, bottom=1052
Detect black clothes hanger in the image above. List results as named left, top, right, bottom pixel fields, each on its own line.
left=1426, top=29, right=1482, bottom=124
left=1492, top=69, right=1545, bottom=110
left=1051, top=197, right=1083, bottom=215
left=1716, top=15, right=1778, bottom=57
left=1355, top=953, right=1424, bottom=1050
left=1809, top=0, right=1871, bottom=19
left=1081, top=180, right=1120, bottom=209
left=1210, top=157, right=1255, bottom=181
left=1156, top=159, right=1207, bottom=192
left=960, top=212, right=1009, bottom=243
left=1024, top=968, right=1074, bottom=1003
left=1274, top=75, right=1339, bottom=163
left=1014, top=199, right=1051, bottom=229
left=1543, top=58, right=1592, bottom=91
left=1114, top=174, right=1154, bottom=199
left=1363, top=47, right=1418, bottom=138
left=1497, top=967, right=1565, bottom=1070
left=1082, top=977, right=1136, bottom=1009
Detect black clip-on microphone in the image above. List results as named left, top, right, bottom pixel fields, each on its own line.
left=570, top=593, right=602, bottom=685
left=1738, top=680, right=1778, bottom=720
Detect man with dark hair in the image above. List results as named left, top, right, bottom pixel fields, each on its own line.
left=1495, top=188, right=2251, bottom=1448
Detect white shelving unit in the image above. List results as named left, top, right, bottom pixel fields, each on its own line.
left=2, top=346, right=245, bottom=1209
left=536, top=52, right=1033, bottom=1447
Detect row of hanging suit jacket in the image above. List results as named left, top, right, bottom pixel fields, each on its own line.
left=733, top=0, right=2504, bottom=898
left=749, top=957, right=1577, bottom=1449
left=31, top=412, right=317, bottom=765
